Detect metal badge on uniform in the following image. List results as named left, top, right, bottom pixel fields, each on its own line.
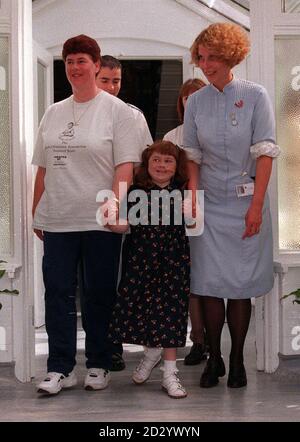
left=235, top=182, right=254, bottom=198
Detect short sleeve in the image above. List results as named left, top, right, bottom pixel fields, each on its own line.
left=112, top=103, right=144, bottom=166
left=135, top=111, right=153, bottom=153
left=31, top=108, right=50, bottom=167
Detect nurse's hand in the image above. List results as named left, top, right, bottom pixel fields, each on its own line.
left=242, top=204, right=262, bottom=239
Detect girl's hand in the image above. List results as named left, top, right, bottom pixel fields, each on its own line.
left=242, top=204, right=262, bottom=239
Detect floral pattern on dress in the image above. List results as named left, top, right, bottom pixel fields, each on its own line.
left=108, top=183, right=190, bottom=348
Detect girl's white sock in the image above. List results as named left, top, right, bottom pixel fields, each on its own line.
left=163, top=359, right=177, bottom=374
left=144, top=346, right=162, bottom=361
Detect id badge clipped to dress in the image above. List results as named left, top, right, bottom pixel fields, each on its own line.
left=235, top=182, right=254, bottom=198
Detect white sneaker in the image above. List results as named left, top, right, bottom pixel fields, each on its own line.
left=161, top=370, right=187, bottom=399
left=132, top=351, right=161, bottom=385
left=84, top=368, right=110, bottom=391
left=37, top=371, right=77, bottom=395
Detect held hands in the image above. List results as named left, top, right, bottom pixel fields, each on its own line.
left=99, top=198, right=119, bottom=226
left=183, top=195, right=204, bottom=235
left=242, top=203, right=262, bottom=239
left=183, top=196, right=196, bottom=225
left=99, top=198, right=128, bottom=233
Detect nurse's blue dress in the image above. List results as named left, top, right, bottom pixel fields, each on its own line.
left=183, top=78, right=279, bottom=299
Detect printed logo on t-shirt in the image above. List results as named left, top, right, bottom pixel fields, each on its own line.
left=45, top=122, right=87, bottom=169
left=59, top=122, right=75, bottom=144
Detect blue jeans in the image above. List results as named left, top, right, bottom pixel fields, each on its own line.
left=43, top=231, right=122, bottom=375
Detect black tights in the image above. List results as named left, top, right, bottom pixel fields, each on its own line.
left=201, top=296, right=252, bottom=365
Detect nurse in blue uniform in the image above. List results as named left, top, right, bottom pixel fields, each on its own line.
left=183, top=23, right=280, bottom=388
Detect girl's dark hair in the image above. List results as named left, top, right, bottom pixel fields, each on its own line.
left=62, top=34, right=101, bottom=63
left=134, top=140, right=189, bottom=189
left=177, top=78, right=206, bottom=123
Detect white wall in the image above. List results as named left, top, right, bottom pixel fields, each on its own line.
left=33, top=0, right=209, bottom=55
left=33, top=0, right=248, bottom=80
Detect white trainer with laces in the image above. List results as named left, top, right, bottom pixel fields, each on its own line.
left=84, top=368, right=110, bottom=391
left=132, top=351, right=161, bottom=385
left=37, top=371, right=77, bottom=395
left=161, top=369, right=187, bottom=399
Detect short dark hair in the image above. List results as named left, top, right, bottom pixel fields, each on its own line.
left=101, top=55, right=122, bottom=71
left=134, top=140, right=188, bottom=189
left=62, top=34, right=101, bottom=63
left=177, top=78, right=206, bottom=123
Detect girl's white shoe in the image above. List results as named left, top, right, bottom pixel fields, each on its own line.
left=132, top=350, right=161, bottom=384
left=161, top=369, right=187, bottom=399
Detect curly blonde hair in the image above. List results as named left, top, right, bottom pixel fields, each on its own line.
left=190, top=23, right=250, bottom=68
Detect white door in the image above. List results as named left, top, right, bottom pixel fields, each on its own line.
left=32, top=41, right=53, bottom=328
left=249, top=0, right=300, bottom=373
left=7, top=0, right=35, bottom=382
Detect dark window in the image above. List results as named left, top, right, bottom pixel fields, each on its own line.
left=53, top=59, right=182, bottom=140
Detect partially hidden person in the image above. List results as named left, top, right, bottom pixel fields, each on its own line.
left=95, top=54, right=153, bottom=372
left=164, top=78, right=210, bottom=366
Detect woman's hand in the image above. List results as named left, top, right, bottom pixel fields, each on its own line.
left=34, top=229, right=44, bottom=241
left=183, top=195, right=204, bottom=234
left=182, top=196, right=194, bottom=223
left=242, top=204, right=262, bottom=239
left=99, top=198, right=129, bottom=233
left=99, top=198, right=119, bottom=226
left=242, top=155, right=272, bottom=239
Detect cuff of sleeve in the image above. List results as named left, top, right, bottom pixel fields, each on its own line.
left=250, top=141, right=280, bottom=159
left=182, top=147, right=202, bottom=165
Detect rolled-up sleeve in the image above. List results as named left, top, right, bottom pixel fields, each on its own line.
left=250, top=141, right=280, bottom=159
left=183, top=96, right=202, bottom=164
left=251, top=87, right=280, bottom=159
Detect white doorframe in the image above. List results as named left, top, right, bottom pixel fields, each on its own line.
left=250, top=0, right=300, bottom=372
left=10, top=0, right=35, bottom=382
left=32, top=41, right=53, bottom=328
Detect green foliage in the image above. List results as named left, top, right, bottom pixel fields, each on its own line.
left=0, top=260, right=19, bottom=309
left=281, top=288, right=300, bottom=305
left=0, top=289, right=19, bottom=295
left=0, top=260, right=6, bottom=279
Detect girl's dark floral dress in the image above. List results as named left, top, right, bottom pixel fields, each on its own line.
left=108, top=183, right=190, bottom=348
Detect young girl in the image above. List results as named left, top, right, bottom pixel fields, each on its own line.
left=107, top=140, right=192, bottom=399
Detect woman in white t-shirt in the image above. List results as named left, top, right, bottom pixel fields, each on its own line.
left=32, top=34, right=141, bottom=396
left=164, top=78, right=208, bottom=367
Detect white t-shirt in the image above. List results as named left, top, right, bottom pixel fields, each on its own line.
left=163, top=124, right=183, bottom=145
left=32, top=91, right=142, bottom=232
left=163, top=124, right=201, bottom=164
left=127, top=103, right=153, bottom=151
